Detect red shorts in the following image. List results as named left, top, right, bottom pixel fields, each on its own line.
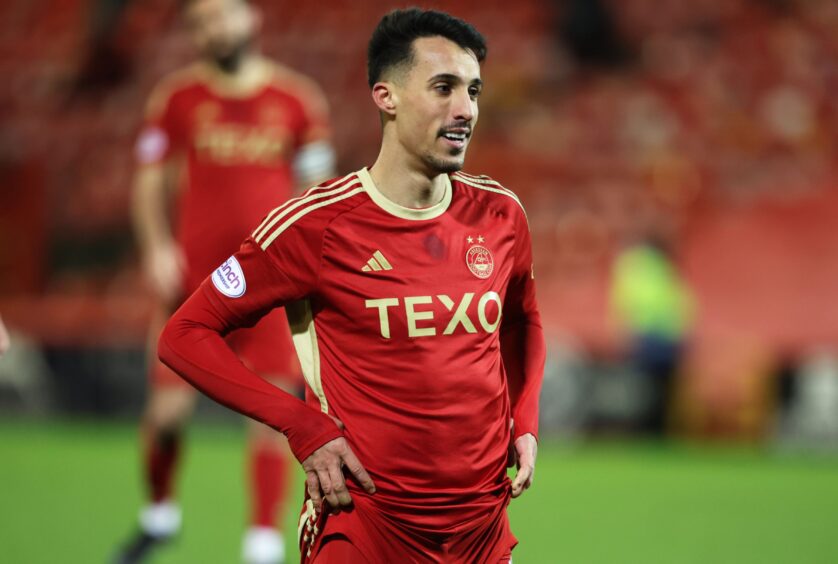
left=151, top=304, right=302, bottom=388
left=298, top=495, right=516, bottom=563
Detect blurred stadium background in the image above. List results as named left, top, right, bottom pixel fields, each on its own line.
left=1, top=0, right=838, bottom=562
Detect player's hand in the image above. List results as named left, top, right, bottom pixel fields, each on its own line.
left=0, top=315, right=9, bottom=358
left=510, top=433, right=537, bottom=498
left=144, top=242, right=185, bottom=306
left=302, top=436, right=376, bottom=514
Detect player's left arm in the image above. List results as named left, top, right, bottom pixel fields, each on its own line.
left=500, top=206, right=546, bottom=498
left=291, top=77, right=336, bottom=191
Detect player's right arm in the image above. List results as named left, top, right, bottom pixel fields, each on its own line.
left=132, top=80, right=187, bottom=307
left=156, top=251, right=344, bottom=462
left=158, top=212, right=375, bottom=512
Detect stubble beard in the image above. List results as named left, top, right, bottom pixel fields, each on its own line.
left=209, top=36, right=252, bottom=74
left=422, top=148, right=466, bottom=174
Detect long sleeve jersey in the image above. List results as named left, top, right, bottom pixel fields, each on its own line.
left=159, top=167, right=545, bottom=533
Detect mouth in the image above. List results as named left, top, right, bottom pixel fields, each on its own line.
left=438, top=128, right=471, bottom=151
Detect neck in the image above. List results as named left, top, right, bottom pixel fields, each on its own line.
left=368, top=140, right=448, bottom=209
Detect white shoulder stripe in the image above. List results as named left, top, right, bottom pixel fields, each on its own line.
left=453, top=174, right=528, bottom=219
left=454, top=172, right=521, bottom=202
left=260, top=185, right=364, bottom=250
left=455, top=171, right=494, bottom=182
left=252, top=172, right=356, bottom=240
left=254, top=176, right=358, bottom=243
left=455, top=171, right=502, bottom=185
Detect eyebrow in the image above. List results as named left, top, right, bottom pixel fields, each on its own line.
left=428, top=73, right=483, bottom=88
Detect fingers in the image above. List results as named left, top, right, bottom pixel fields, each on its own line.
left=510, top=464, right=534, bottom=498
left=301, top=437, right=377, bottom=515
left=511, top=433, right=538, bottom=496
left=156, top=274, right=180, bottom=306
left=0, top=316, right=9, bottom=357
left=318, top=445, right=374, bottom=511
left=328, top=464, right=352, bottom=508
left=341, top=448, right=376, bottom=494
left=305, top=471, right=323, bottom=512
left=506, top=439, right=518, bottom=468
left=148, top=262, right=180, bottom=305
left=174, top=246, right=187, bottom=270
left=316, top=467, right=340, bottom=510
left=146, top=245, right=185, bottom=304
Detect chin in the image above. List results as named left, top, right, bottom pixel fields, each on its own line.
left=209, top=37, right=251, bottom=73
left=424, top=152, right=465, bottom=174
left=434, top=160, right=464, bottom=174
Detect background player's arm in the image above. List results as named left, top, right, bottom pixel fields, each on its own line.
left=501, top=208, right=546, bottom=498
left=133, top=80, right=188, bottom=307
left=290, top=74, right=336, bottom=191
left=293, top=141, right=336, bottom=192
left=132, top=159, right=184, bottom=306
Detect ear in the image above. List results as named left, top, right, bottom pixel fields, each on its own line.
left=371, top=82, right=397, bottom=116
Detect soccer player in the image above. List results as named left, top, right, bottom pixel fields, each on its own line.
left=115, top=0, right=335, bottom=563
left=158, top=8, right=544, bottom=563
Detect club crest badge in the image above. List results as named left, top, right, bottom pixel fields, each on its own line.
left=466, top=244, right=494, bottom=279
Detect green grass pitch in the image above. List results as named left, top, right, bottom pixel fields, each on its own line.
left=1, top=420, right=837, bottom=563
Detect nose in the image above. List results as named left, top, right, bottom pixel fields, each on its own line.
left=451, top=87, right=475, bottom=123
left=207, top=21, right=226, bottom=41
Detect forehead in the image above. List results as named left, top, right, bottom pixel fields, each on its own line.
left=186, top=0, right=241, bottom=18
left=407, top=36, right=481, bottom=82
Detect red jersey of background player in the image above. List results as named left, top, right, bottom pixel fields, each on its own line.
left=136, top=61, right=331, bottom=292
left=159, top=168, right=545, bottom=549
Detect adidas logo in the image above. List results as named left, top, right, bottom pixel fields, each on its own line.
left=362, top=250, right=393, bottom=272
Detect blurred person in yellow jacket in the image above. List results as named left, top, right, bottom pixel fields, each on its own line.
left=610, top=235, right=695, bottom=435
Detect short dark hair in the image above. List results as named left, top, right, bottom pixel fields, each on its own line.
left=367, top=8, right=487, bottom=88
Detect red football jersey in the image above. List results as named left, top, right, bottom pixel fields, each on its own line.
left=136, top=60, right=330, bottom=291
left=159, top=168, right=545, bottom=533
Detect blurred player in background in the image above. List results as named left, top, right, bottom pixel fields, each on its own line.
left=610, top=232, right=695, bottom=435
left=114, top=0, right=335, bottom=562
left=157, top=8, right=544, bottom=562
